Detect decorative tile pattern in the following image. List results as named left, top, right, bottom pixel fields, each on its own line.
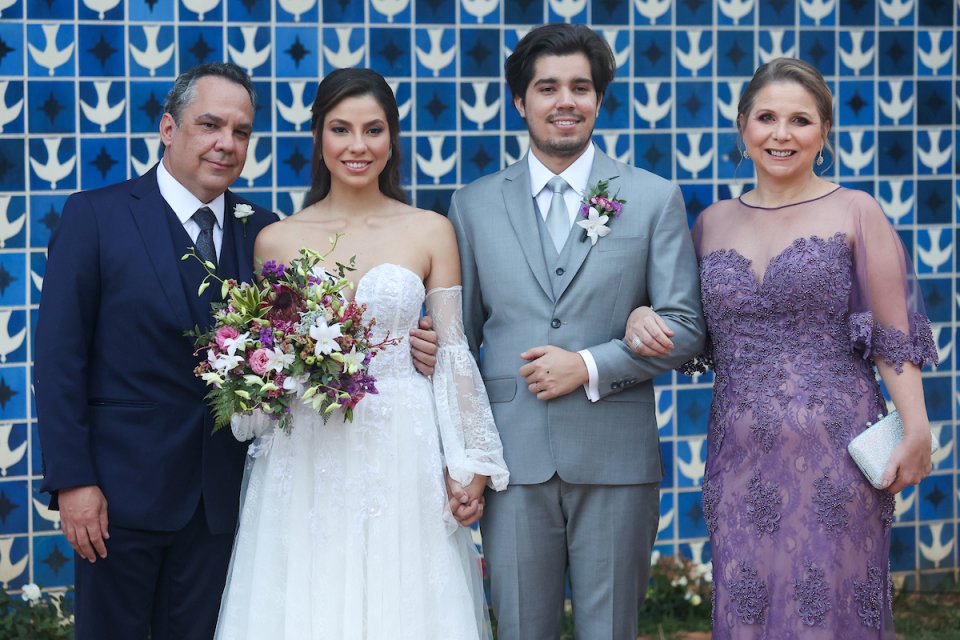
left=0, top=0, right=956, bottom=595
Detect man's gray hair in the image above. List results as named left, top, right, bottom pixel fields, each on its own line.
left=163, top=62, right=257, bottom=125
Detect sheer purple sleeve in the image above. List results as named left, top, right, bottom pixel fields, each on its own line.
left=847, top=193, right=938, bottom=373
left=680, top=215, right=713, bottom=374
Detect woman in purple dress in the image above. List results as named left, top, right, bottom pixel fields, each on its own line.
left=627, top=58, right=937, bottom=638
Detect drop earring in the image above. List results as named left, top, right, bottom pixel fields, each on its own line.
left=742, top=148, right=750, bottom=159
left=816, top=146, right=824, bottom=166
left=387, top=147, right=393, bottom=161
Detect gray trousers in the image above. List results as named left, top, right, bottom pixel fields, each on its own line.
left=482, top=474, right=660, bottom=640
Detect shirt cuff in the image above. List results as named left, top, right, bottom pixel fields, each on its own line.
left=578, top=349, right=600, bottom=402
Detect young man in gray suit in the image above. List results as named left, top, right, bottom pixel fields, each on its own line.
left=448, top=24, right=705, bottom=640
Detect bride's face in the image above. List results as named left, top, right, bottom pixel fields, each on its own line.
left=321, top=94, right=392, bottom=190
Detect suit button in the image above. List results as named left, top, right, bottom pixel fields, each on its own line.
left=555, top=267, right=565, bottom=276
left=551, top=318, right=561, bottom=329
left=611, top=381, right=621, bottom=390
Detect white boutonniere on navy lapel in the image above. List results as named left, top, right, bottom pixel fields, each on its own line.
left=576, top=177, right=626, bottom=246
left=233, top=203, right=254, bottom=237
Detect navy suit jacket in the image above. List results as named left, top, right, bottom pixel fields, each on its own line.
left=35, top=165, right=277, bottom=534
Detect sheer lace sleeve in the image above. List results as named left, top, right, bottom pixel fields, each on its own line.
left=426, top=286, right=509, bottom=491
left=680, top=214, right=713, bottom=374
left=848, top=192, right=938, bottom=373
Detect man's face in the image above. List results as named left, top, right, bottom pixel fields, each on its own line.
left=159, top=76, right=253, bottom=203
left=514, top=53, right=601, bottom=172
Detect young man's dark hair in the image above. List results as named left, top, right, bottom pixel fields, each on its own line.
left=504, top=24, right=617, bottom=104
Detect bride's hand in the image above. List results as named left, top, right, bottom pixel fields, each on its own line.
left=625, top=306, right=675, bottom=357
left=445, top=470, right=485, bottom=527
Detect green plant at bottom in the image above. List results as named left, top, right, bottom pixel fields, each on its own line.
left=0, top=585, right=74, bottom=640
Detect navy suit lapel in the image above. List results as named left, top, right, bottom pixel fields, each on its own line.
left=222, top=193, right=256, bottom=284
left=555, top=151, right=621, bottom=301
left=502, top=159, right=553, bottom=300
left=128, top=167, right=195, bottom=332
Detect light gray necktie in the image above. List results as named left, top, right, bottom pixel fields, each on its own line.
left=193, top=206, right=217, bottom=268
left=545, top=175, right=570, bottom=253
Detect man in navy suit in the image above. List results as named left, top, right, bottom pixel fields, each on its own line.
left=34, top=62, right=275, bottom=640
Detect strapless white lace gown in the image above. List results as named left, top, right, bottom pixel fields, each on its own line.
left=214, top=264, right=509, bottom=640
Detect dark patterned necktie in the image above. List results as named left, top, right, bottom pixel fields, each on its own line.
left=192, top=206, right=217, bottom=267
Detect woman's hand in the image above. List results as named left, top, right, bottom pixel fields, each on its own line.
left=625, top=306, right=675, bottom=357
left=882, top=427, right=933, bottom=494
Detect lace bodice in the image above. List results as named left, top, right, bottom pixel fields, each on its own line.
left=355, top=263, right=425, bottom=378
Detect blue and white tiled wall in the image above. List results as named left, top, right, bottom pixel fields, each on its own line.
left=0, top=0, right=956, bottom=594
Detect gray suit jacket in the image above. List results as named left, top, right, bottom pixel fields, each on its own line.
left=449, top=149, right=705, bottom=486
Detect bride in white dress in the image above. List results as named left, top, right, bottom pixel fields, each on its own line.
left=214, top=69, right=509, bottom=640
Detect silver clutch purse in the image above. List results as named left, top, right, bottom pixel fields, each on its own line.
left=847, top=410, right=939, bottom=489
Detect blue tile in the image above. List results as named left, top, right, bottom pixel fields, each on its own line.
left=80, top=138, right=127, bottom=191
left=275, top=26, right=319, bottom=78
left=890, top=525, right=917, bottom=571
left=180, top=0, right=222, bottom=22
left=414, top=134, right=457, bottom=185
left=460, top=29, right=500, bottom=77
left=0, top=194, right=25, bottom=249
left=0, top=252, right=25, bottom=306
left=226, top=26, right=271, bottom=77
left=32, top=534, right=72, bottom=589
left=178, top=26, right=224, bottom=69
left=417, top=0, right=455, bottom=23
left=0, top=423, right=27, bottom=479
left=759, top=0, right=794, bottom=25
left=634, top=30, right=672, bottom=77
left=878, top=31, right=915, bottom=75
left=369, top=28, right=412, bottom=77
left=78, top=81, right=126, bottom=134
left=840, top=0, right=874, bottom=25
left=633, top=133, right=672, bottom=177
left=0, top=481, right=27, bottom=535
left=128, top=24, right=175, bottom=78
left=461, top=136, right=500, bottom=183
left=596, top=81, right=629, bottom=130
left=633, top=81, right=671, bottom=129
left=78, top=25, right=124, bottom=77
left=415, top=28, right=456, bottom=78
left=323, top=0, right=364, bottom=21
left=917, top=81, right=951, bottom=125
left=27, top=81, right=75, bottom=134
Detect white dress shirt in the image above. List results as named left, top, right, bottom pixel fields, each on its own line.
left=526, top=145, right=602, bottom=402
left=156, top=160, right=225, bottom=259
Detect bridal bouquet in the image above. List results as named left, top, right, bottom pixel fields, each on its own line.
left=186, top=241, right=400, bottom=433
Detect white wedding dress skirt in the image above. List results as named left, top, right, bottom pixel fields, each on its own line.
left=214, top=264, right=508, bottom=640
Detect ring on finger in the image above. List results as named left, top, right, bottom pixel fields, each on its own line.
left=631, top=336, right=643, bottom=350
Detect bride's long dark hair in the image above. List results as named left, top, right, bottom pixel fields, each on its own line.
left=304, top=68, right=406, bottom=206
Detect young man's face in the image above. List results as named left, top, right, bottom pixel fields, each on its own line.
left=514, top=52, right=601, bottom=172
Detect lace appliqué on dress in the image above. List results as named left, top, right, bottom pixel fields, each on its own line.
left=744, top=471, right=782, bottom=537
left=792, top=560, right=831, bottom=627
left=701, top=475, right=722, bottom=534
left=853, top=564, right=884, bottom=629
left=812, top=474, right=852, bottom=534
left=729, top=564, right=768, bottom=625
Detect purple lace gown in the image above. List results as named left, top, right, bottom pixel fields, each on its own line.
left=686, top=188, right=937, bottom=639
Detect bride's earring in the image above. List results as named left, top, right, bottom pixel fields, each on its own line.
left=816, top=146, right=824, bottom=166
left=387, top=147, right=393, bottom=161
left=741, top=148, right=750, bottom=159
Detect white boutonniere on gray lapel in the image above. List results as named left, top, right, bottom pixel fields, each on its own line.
left=233, top=203, right=254, bottom=237
left=576, top=177, right=626, bottom=246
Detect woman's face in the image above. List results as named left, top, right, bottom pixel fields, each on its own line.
left=320, top=94, right=391, bottom=191
left=740, top=81, right=827, bottom=185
